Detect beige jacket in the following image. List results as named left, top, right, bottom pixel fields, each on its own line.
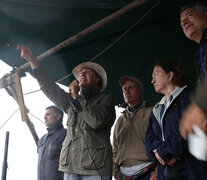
left=112, top=101, right=153, bottom=177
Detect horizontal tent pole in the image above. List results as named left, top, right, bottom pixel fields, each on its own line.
left=0, top=0, right=147, bottom=89
left=35, top=0, right=147, bottom=62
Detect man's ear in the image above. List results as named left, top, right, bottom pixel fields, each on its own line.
left=169, top=71, right=174, bottom=82
left=56, top=114, right=62, bottom=121
left=95, top=77, right=101, bottom=85
left=139, top=89, right=144, bottom=97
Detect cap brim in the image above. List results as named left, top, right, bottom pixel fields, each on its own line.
left=119, top=75, right=131, bottom=86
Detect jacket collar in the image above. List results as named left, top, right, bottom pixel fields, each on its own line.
left=153, top=85, right=187, bottom=123
left=199, top=28, right=207, bottom=45
left=125, top=101, right=146, bottom=118
left=80, top=85, right=101, bottom=100
left=127, top=101, right=143, bottom=113
left=195, top=29, right=207, bottom=61
left=195, top=29, right=207, bottom=80
left=47, top=121, right=63, bottom=135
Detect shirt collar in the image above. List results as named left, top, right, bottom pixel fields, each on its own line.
left=158, top=85, right=187, bottom=107
left=127, top=101, right=143, bottom=113
left=47, top=121, right=63, bottom=135
left=199, top=28, right=207, bottom=45
left=153, top=86, right=187, bottom=128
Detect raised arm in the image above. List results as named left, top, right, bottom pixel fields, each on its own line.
left=17, top=45, right=40, bottom=69
left=17, top=45, right=72, bottom=113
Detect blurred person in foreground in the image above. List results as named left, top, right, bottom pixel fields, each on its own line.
left=179, top=3, right=207, bottom=139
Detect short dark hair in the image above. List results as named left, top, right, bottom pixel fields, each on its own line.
left=46, top=105, right=63, bottom=122
left=180, top=3, right=207, bottom=15
left=154, top=60, right=191, bottom=87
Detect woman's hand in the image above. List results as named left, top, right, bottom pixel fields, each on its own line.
left=153, top=149, right=166, bottom=165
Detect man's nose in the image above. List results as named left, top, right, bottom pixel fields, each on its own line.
left=183, top=21, right=188, bottom=28
left=124, top=89, right=130, bottom=94
left=182, top=18, right=189, bottom=29
left=80, top=71, right=86, bottom=76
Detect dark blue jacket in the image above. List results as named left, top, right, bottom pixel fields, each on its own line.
left=145, top=86, right=207, bottom=180
left=37, top=121, right=66, bottom=180
left=145, top=86, right=191, bottom=180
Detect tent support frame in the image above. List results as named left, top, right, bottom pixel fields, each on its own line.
left=3, top=72, right=39, bottom=144
left=0, top=0, right=147, bottom=89
left=0, top=0, right=148, bottom=144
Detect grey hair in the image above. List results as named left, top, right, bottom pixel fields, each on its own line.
left=134, top=79, right=144, bottom=91
left=180, top=3, right=207, bottom=15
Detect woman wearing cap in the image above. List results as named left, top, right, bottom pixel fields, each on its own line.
left=145, top=60, right=194, bottom=180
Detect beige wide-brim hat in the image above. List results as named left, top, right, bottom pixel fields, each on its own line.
left=72, top=62, right=107, bottom=92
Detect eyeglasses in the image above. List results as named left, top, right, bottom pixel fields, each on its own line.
left=152, top=72, right=162, bottom=79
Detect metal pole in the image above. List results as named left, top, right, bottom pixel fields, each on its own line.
left=1, top=131, right=10, bottom=180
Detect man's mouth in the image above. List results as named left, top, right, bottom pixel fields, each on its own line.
left=80, top=78, right=87, bottom=82
left=185, top=24, right=193, bottom=32
left=125, top=95, right=131, bottom=99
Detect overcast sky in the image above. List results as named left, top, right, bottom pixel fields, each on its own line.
left=0, top=60, right=121, bottom=180
left=0, top=60, right=62, bottom=180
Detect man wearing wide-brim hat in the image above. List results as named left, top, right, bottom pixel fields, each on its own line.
left=17, top=45, right=116, bottom=180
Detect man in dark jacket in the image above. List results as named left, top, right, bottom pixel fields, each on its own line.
left=37, top=105, right=66, bottom=180
left=180, top=3, right=207, bottom=138
left=179, top=4, right=207, bottom=179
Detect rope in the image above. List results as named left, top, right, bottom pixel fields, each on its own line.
left=89, top=0, right=162, bottom=62
left=19, top=0, right=162, bottom=91
left=28, top=112, right=45, bottom=124
left=23, top=89, right=41, bottom=96
left=0, top=109, right=19, bottom=130
left=0, top=109, right=45, bottom=131
left=57, top=0, right=162, bottom=83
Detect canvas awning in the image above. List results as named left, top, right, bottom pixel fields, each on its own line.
left=0, top=0, right=204, bottom=104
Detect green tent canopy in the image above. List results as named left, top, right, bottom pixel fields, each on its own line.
left=0, top=0, right=205, bottom=104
